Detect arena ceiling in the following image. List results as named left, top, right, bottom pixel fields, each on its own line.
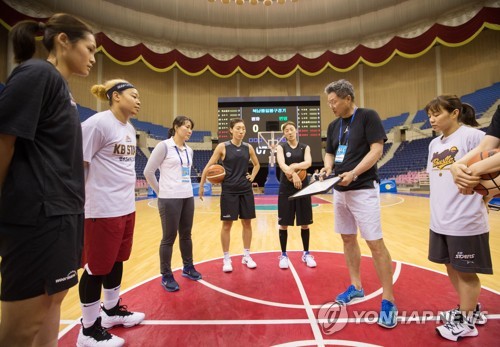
left=2, top=0, right=499, bottom=77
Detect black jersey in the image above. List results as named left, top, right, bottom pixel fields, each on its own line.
left=325, top=107, right=387, bottom=191
left=221, top=141, right=252, bottom=194
left=486, top=105, right=500, bottom=139
left=0, top=59, right=85, bottom=226
left=279, top=141, right=310, bottom=195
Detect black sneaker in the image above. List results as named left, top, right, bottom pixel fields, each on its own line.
left=161, top=274, right=180, bottom=291
left=182, top=265, right=202, bottom=281
left=76, top=317, right=125, bottom=347
left=101, top=299, right=145, bottom=328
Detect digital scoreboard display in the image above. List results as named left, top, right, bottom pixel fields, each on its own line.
left=217, top=96, right=322, bottom=165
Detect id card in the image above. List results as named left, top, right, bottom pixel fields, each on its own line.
left=181, top=166, right=191, bottom=183
left=335, top=145, right=347, bottom=163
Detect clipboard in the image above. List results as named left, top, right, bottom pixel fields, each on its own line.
left=288, top=176, right=342, bottom=200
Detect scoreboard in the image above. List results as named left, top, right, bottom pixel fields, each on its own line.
left=217, top=96, right=322, bottom=164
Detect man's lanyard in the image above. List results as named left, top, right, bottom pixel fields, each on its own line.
left=174, top=146, right=190, bottom=167
left=338, top=107, right=358, bottom=146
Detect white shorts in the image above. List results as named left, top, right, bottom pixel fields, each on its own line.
left=333, top=182, right=383, bottom=241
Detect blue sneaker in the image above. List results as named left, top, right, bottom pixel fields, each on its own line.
left=335, top=285, right=364, bottom=304
left=182, top=265, right=202, bottom=281
left=161, top=274, right=179, bottom=292
left=378, top=299, right=398, bottom=328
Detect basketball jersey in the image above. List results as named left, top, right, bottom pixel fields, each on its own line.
left=426, top=125, right=489, bottom=236
left=0, top=59, right=84, bottom=226
left=221, top=141, right=252, bottom=194
left=279, top=141, right=310, bottom=194
left=82, top=110, right=137, bottom=218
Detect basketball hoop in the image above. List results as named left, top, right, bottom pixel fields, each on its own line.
left=257, top=131, right=285, bottom=166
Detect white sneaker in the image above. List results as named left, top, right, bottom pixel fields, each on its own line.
left=222, top=258, right=233, bottom=272
left=302, top=253, right=317, bottom=268
left=242, top=255, right=257, bottom=269
left=77, top=317, right=125, bottom=347
left=436, top=318, right=478, bottom=341
left=279, top=255, right=289, bottom=269
left=440, top=303, right=487, bottom=325
left=100, top=300, right=145, bottom=329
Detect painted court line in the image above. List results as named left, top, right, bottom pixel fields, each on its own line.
left=288, top=259, right=324, bottom=346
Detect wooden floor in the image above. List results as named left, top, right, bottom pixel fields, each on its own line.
left=56, top=192, right=499, bottom=330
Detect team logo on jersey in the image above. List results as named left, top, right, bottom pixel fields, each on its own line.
left=113, top=143, right=136, bottom=161
left=286, top=152, right=292, bottom=158
left=125, top=135, right=132, bottom=142
left=431, top=146, right=458, bottom=170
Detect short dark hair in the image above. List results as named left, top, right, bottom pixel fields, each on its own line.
left=324, top=79, right=355, bottom=101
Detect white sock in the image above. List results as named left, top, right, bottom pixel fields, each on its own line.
left=81, top=300, right=101, bottom=328
left=103, top=285, right=120, bottom=310
left=243, top=248, right=250, bottom=257
left=223, top=252, right=230, bottom=261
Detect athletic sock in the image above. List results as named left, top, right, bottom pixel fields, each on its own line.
left=243, top=248, right=250, bottom=257
left=279, top=229, right=288, bottom=253
left=301, top=228, right=310, bottom=252
left=103, top=285, right=120, bottom=310
left=81, top=300, right=101, bottom=328
left=223, top=251, right=230, bottom=260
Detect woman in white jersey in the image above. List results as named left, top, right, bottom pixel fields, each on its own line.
left=77, top=80, right=145, bottom=347
left=425, top=95, right=491, bottom=342
left=199, top=118, right=260, bottom=273
left=144, top=115, right=202, bottom=292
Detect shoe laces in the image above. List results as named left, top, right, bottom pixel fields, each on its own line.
left=104, top=299, right=133, bottom=317
left=84, top=318, right=113, bottom=340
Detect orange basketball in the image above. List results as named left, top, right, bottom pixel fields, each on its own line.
left=467, top=149, right=500, bottom=198
left=206, top=164, right=226, bottom=184
left=287, top=169, right=307, bottom=182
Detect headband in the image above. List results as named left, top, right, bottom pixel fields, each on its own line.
left=106, top=82, right=135, bottom=100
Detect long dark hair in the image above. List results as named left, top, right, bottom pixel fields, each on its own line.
left=425, top=94, right=478, bottom=127
left=10, top=13, right=93, bottom=63
left=168, top=115, right=194, bottom=138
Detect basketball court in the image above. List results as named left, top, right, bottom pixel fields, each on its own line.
left=57, top=193, right=500, bottom=346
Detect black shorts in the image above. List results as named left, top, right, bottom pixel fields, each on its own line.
left=428, top=230, right=493, bottom=274
left=278, top=194, right=313, bottom=226
left=0, top=213, right=84, bottom=301
left=220, top=192, right=256, bottom=221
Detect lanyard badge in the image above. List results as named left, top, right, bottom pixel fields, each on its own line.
left=175, top=146, right=191, bottom=183
left=334, top=108, right=357, bottom=163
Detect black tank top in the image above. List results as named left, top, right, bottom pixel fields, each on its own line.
left=279, top=141, right=310, bottom=194
left=222, top=141, right=252, bottom=194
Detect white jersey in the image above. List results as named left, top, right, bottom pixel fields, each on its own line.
left=426, top=125, right=488, bottom=236
left=82, top=110, right=136, bottom=218
left=144, top=137, right=194, bottom=199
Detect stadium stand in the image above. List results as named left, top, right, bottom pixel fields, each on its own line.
left=381, top=112, right=409, bottom=133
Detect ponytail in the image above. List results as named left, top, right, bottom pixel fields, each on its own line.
left=459, top=103, right=479, bottom=127
left=10, top=21, right=40, bottom=63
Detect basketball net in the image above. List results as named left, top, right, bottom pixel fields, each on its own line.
left=257, top=131, right=285, bottom=166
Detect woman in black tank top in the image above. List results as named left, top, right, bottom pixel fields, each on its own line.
left=199, top=119, right=260, bottom=273
left=276, top=121, right=316, bottom=269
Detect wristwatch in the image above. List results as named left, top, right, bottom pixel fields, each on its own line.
left=351, top=170, right=358, bottom=181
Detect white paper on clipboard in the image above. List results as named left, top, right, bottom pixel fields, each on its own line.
left=288, top=176, right=342, bottom=200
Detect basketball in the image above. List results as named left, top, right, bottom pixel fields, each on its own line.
left=206, top=164, right=226, bottom=184
left=467, top=149, right=500, bottom=197
left=287, top=169, right=307, bottom=182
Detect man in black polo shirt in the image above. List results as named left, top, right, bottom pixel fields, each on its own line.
left=320, top=79, right=397, bottom=329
